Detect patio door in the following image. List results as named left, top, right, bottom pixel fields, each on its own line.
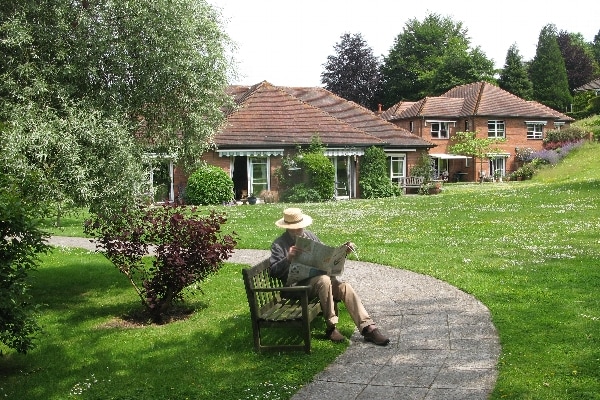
left=248, top=156, right=269, bottom=196
left=489, top=157, right=506, bottom=178
left=330, top=156, right=352, bottom=198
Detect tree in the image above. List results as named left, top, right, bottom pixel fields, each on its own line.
left=1, top=0, right=233, bottom=216
left=529, top=24, right=572, bottom=111
left=592, top=29, right=600, bottom=68
left=0, top=0, right=232, bottom=350
left=557, top=31, right=596, bottom=92
left=498, top=44, right=533, bottom=99
left=85, top=205, right=237, bottom=323
left=0, top=172, right=48, bottom=353
left=448, top=131, right=506, bottom=183
left=379, top=13, right=495, bottom=106
left=321, top=33, right=382, bottom=109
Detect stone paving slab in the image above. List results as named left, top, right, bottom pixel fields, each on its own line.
left=47, top=237, right=501, bottom=400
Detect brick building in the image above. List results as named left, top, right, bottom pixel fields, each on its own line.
left=381, top=82, right=574, bottom=181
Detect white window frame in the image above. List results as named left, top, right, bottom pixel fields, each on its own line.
left=488, top=120, right=505, bottom=138
left=388, top=154, right=406, bottom=184
left=430, top=122, right=450, bottom=139
left=526, top=121, right=546, bottom=140
left=489, top=157, right=506, bottom=177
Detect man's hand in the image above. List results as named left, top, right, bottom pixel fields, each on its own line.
left=345, top=242, right=356, bottom=254
left=287, top=245, right=301, bottom=261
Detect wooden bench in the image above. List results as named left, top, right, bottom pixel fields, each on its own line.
left=242, top=258, right=322, bottom=354
left=398, top=176, right=425, bottom=192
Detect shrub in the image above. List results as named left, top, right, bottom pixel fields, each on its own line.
left=296, top=153, right=335, bottom=201
left=543, top=126, right=587, bottom=149
left=184, top=164, right=234, bottom=205
left=359, top=146, right=401, bottom=198
left=513, top=163, right=536, bottom=180
left=0, top=172, right=48, bottom=353
left=85, top=204, right=237, bottom=323
left=276, top=137, right=335, bottom=202
left=410, top=153, right=434, bottom=182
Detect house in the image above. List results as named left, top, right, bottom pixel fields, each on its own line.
left=190, top=81, right=433, bottom=200
left=575, top=78, right=600, bottom=95
left=381, top=81, right=574, bottom=181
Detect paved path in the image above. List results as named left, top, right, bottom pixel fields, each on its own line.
left=48, top=237, right=500, bottom=400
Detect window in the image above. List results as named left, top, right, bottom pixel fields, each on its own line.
left=430, top=122, right=450, bottom=139
left=409, top=121, right=414, bottom=132
left=388, top=155, right=406, bottom=185
left=248, top=156, right=269, bottom=195
left=526, top=122, right=545, bottom=139
left=488, top=120, right=505, bottom=138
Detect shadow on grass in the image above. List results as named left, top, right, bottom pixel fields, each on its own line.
left=2, top=254, right=344, bottom=399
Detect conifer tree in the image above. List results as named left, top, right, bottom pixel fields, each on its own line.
left=498, top=44, right=533, bottom=99
left=529, top=24, right=572, bottom=111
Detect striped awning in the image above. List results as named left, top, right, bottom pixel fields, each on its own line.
left=324, top=148, right=364, bottom=156
left=429, top=153, right=469, bottom=160
left=217, top=149, right=284, bottom=157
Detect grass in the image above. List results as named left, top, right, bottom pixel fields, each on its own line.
left=2, top=141, right=599, bottom=399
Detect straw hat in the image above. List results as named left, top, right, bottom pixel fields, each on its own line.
left=275, top=208, right=313, bottom=229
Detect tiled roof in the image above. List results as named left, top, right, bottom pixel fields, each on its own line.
left=575, top=78, right=600, bottom=91
left=216, top=81, right=432, bottom=148
left=383, top=81, right=574, bottom=121
left=282, top=87, right=433, bottom=148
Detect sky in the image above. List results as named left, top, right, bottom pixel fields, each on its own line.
left=208, top=0, right=599, bottom=88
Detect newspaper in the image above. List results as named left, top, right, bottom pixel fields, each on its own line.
left=287, top=236, right=348, bottom=285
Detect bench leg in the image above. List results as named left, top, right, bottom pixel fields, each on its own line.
left=303, top=318, right=312, bottom=354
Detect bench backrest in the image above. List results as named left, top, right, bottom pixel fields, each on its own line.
left=399, top=176, right=424, bottom=186
left=242, top=258, right=283, bottom=315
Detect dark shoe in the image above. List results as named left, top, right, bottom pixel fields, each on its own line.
left=326, top=327, right=346, bottom=343
left=363, top=328, right=390, bottom=346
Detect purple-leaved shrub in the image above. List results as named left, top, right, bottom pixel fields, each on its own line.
left=85, top=204, right=237, bottom=322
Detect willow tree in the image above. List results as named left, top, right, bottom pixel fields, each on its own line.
left=0, top=0, right=233, bottom=353
left=1, top=0, right=233, bottom=216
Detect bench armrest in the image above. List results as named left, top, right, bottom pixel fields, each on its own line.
left=253, top=285, right=310, bottom=293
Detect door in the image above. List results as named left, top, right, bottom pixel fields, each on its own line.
left=248, top=156, right=269, bottom=196
left=330, top=156, right=351, bottom=198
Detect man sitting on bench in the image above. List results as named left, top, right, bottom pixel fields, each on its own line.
left=269, top=208, right=390, bottom=346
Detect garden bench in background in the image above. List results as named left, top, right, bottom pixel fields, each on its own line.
left=242, top=258, right=322, bottom=354
left=398, top=176, right=424, bottom=193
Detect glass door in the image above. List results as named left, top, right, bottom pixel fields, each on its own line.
left=248, top=156, right=269, bottom=196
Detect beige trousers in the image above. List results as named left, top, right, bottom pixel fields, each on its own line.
left=304, top=275, right=373, bottom=332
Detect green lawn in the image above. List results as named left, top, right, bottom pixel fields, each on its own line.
left=2, top=142, right=599, bottom=399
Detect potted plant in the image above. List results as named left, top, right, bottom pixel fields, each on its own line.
left=247, top=193, right=257, bottom=205
left=427, top=181, right=442, bottom=195
left=493, top=169, right=502, bottom=182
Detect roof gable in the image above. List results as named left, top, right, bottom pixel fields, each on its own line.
left=383, top=81, right=574, bottom=121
